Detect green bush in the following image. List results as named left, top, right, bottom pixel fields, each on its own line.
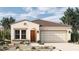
left=4, top=29, right=11, bottom=40
left=0, top=31, right=5, bottom=45
left=71, top=31, right=79, bottom=42
left=0, top=29, right=11, bottom=45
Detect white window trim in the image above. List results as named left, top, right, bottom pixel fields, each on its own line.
left=21, top=30, right=26, bottom=39
left=14, top=29, right=27, bottom=40
left=14, top=30, right=20, bottom=39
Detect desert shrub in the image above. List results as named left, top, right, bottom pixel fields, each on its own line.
left=16, top=46, right=19, bottom=49
left=25, top=40, right=30, bottom=45
left=53, top=47, right=56, bottom=49
left=37, top=40, right=41, bottom=43
left=3, top=46, right=8, bottom=50
left=68, top=40, right=73, bottom=43
left=0, top=40, right=5, bottom=45
left=37, top=40, right=44, bottom=45
left=20, top=41, right=24, bottom=44
left=59, top=50, right=62, bottom=51
left=31, top=47, right=36, bottom=50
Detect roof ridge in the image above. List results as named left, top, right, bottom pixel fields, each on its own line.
left=32, top=19, right=63, bottom=25
left=16, top=19, right=29, bottom=22
left=32, top=19, right=60, bottom=24
left=11, top=19, right=29, bottom=25
left=32, top=19, right=71, bottom=27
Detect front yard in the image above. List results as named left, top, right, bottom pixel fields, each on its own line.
left=8, top=43, right=58, bottom=51
left=0, top=43, right=79, bottom=51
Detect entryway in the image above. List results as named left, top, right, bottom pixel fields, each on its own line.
left=30, top=30, right=36, bottom=42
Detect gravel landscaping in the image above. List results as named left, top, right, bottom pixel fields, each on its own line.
left=5, top=43, right=61, bottom=51
left=7, top=44, right=57, bottom=51
left=0, top=43, right=79, bottom=51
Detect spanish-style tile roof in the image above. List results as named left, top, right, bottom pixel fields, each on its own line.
left=32, top=20, right=70, bottom=27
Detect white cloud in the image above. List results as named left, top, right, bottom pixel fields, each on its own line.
left=21, top=7, right=50, bottom=19
left=17, top=7, right=67, bottom=22
left=41, top=7, right=67, bottom=23
left=22, top=7, right=67, bottom=19
left=22, top=7, right=40, bottom=18
left=38, top=7, right=52, bottom=11
left=42, top=12, right=64, bottom=23
left=18, top=12, right=38, bottom=19
left=42, top=16, right=62, bottom=23
left=47, top=8, right=66, bottom=13
left=0, top=13, right=16, bottom=17
left=22, top=7, right=55, bottom=18
left=0, top=7, right=67, bottom=22
left=22, top=7, right=32, bottom=12
left=0, top=12, right=17, bottom=20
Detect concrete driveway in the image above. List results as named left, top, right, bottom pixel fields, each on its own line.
left=31, top=43, right=79, bottom=51
left=45, top=43, right=79, bottom=51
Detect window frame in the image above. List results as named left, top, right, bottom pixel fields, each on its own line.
left=14, top=30, right=20, bottom=39
left=21, top=30, right=26, bottom=39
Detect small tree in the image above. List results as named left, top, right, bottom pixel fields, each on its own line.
left=4, top=29, right=11, bottom=40
left=0, top=29, right=11, bottom=45
left=60, top=7, right=79, bottom=42
left=0, top=31, right=5, bottom=45
left=1, top=17, right=15, bottom=29
left=0, top=16, right=15, bottom=43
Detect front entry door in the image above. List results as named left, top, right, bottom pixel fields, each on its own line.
left=30, top=30, right=36, bottom=42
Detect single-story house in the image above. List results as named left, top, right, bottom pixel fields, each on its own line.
left=11, top=20, right=71, bottom=43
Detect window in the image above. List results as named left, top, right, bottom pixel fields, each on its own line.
left=21, top=30, right=26, bottom=39
left=15, top=30, right=20, bottom=39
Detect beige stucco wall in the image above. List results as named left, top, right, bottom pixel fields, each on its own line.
left=40, top=27, right=71, bottom=42
left=11, top=20, right=71, bottom=43
left=11, top=20, right=40, bottom=43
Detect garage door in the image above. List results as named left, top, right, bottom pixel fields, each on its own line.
left=40, top=30, right=67, bottom=43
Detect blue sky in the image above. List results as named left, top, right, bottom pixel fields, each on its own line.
left=0, top=7, right=67, bottom=22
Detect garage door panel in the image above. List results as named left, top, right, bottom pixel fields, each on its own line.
left=40, top=30, right=66, bottom=43
left=41, top=31, right=66, bottom=34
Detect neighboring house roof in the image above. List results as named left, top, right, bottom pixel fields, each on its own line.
left=32, top=20, right=70, bottom=27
